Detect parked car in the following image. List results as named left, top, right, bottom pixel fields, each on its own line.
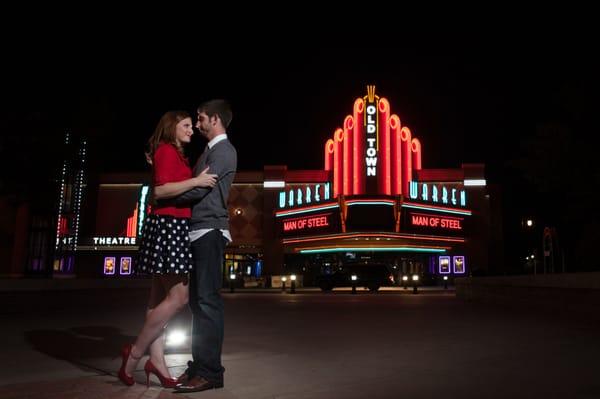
left=316, top=262, right=394, bottom=292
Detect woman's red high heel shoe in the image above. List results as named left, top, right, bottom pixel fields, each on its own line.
left=144, top=359, right=179, bottom=388
left=117, top=344, right=135, bottom=386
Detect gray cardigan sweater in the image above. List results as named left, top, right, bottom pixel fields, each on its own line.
left=175, top=138, right=237, bottom=230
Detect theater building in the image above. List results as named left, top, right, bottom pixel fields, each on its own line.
left=53, top=86, right=498, bottom=285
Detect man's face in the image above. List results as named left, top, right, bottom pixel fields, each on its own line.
left=196, top=111, right=213, bottom=138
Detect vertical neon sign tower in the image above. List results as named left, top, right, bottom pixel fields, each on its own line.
left=324, top=86, right=423, bottom=197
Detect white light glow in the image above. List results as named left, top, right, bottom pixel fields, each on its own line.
left=166, top=330, right=186, bottom=347
left=264, top=181, right=286, bottom=188
left=464, top=179, right=487, bottom=187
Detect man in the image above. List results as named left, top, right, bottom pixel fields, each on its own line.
left=173, top=99, right=237, bottom=393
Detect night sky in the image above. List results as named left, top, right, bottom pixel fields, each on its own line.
left=3, top=42, right=534, bottom=172
left=2, top=38, right=597, bottom=269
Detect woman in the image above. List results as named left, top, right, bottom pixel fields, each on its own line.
left=118, top=111, right=217, bottom=387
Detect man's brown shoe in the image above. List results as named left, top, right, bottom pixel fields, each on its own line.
left=176, top=371, right=189, bottom=384
left=176, top=361, right=194, bottom=384
left=173, top=376, right=224, bottom=393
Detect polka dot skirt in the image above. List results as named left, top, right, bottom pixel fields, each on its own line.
left=136, top=214, right=193, bottom=275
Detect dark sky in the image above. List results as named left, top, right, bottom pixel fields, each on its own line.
left=3, top=41, right=531, bottom=173
left=2, top=38, right=595, bottom=196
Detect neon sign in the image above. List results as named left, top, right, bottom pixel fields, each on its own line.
left=138, top=185, right=149, bottom=236
left=278, top=183, right=330, bottom=209
left=93, top=237, right=137, bottom=246
left=322, top=86, right=424, bottom=197
left=283, top=213, right=331, bottom=232
left=409, top=181, right=467, bottom=207
left=365, top=104, right=378, bottom=177
left=410, top=213, right=463, bottom=230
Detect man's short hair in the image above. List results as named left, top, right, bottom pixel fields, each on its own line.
left=197, top=99, right=232, bottom=128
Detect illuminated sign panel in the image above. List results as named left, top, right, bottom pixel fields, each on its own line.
left=278, top=210, right=339, bottom=238
left=282, top=213, right=331, bottom=232
left=410, top=213, right=463, bottom=230
left=439, top=256, right=451, bottom=274
left=103, top=257, right=116, bottom=275
left=403, top=210, right=465, bottom=237
left=453, top=256, right=466, bottom=274
left=120, top=257, right=132, bottom=275
left=278, top=183, right=330, bottom=209
left=320, top=86, right=425, bottom=197
left=365, top=103, right=378, bottom=178
left=93, top=237, right=137, bottom=246
left=409, top=181, right=467, bottom=207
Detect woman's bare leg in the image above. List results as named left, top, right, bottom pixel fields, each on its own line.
left=125, top=276, right=188, bottom=376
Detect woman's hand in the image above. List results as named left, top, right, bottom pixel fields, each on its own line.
left=195, top=167, right=218, bottom=188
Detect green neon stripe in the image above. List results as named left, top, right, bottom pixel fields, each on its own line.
left=402, top=204, right=471, bottom=216
left=275, top=205, right=339, bottom=217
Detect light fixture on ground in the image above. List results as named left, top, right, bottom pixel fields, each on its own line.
left=351, top=274, right=357, bottom=294
left=166, top=330, right=186, bottom=347
left=402, top=275, right=408, bottom=289
left=443, top=275, right=448, bottom=289
left=282, top=276, right=287, bottom=292
left=412, top=274, right=419, bottom=294
left=230, top=273, right=236, bottom=293
left=290, top=274, right=296, bottom=293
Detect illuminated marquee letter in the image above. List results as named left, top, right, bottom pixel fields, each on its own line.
left=279, top=192, right=286, bottom=208
left=409, top=181, right=418, bottom=200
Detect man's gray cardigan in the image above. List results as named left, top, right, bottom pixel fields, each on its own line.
left=175, top=138, right=237, bottom=231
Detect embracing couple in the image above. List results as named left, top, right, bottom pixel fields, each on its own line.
left=118, top=99, right=237, bottom=393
